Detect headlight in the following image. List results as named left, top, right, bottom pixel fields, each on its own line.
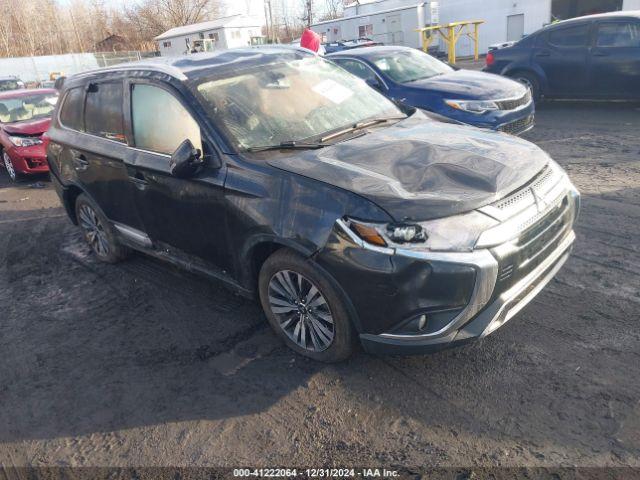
left=445, top=99, right=499, bottom=114
left=9, top=136, right=42, bottom=147
left=346, top=211, right=498, bottom=253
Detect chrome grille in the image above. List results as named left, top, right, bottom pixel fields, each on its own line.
left=496, top=90, right=532, bottom=110
left=499, top=115, right=534, bottom=135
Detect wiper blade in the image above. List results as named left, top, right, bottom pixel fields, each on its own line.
left=246, top=140, right=326, bottom=152
left=321, top=116, right=407, bottom=143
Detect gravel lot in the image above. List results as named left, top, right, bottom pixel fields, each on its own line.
left=0, top=101, right=639, bottom=470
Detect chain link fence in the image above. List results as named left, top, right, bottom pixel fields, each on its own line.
left=0, top=51, right=157, bottom=84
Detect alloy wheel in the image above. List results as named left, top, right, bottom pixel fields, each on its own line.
left=78, top=204, right=110, bottom=257
left=267, top=270, right=335, bottom=352
left=3, top=152, right=16, bottom=181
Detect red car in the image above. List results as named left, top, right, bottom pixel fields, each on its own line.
left=0, top=88, right=58, bottom=181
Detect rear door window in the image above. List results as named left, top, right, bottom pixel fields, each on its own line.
left=59, top=87, right=84, bottom=131
left=84, top=82, right=126, bottom=143
left=596, top=22, right=640, bottom=47
left=131, top=83, right=202, bottom=155
left=548, top=24, right=590, bottom=47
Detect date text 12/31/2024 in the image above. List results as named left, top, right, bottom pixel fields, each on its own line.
left=233, top=468, right=400, bottom=478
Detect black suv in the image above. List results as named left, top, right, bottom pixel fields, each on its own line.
left=47, top=47, right=580, bottom=362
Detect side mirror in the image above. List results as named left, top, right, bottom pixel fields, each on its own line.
left=169, top=139, right=203, bottom=178
left=365, top=77, right=384, bottom=91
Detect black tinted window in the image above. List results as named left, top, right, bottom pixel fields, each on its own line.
left=59, top=87, right=84, bottom=131
left=85, top=82, right=125, bottom=143
left=597, top=22, right=640, bottom=47
left=548, top=24, right=590, bottom=47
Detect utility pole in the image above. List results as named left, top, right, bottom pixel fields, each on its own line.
left=263, top=0, right=270, bottom=43
left=305, top=0, right=313, bottom=27
left=267, top=0, right=276, bottom=44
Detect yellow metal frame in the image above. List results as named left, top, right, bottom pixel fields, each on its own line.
left=417, top=20, right=484, bottom=64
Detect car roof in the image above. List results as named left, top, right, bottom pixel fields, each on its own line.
left=0, top=88, right=57, bottom=100
left=326, top=45, right=415, bottom=59
left=70, top=46, right=316, bottom=83
left=546, top=10, right=640, bottom=28
left=0, top=75, right=20, bottom=81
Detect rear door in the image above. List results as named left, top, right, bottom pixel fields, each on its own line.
left=534, top=22, right=592, bottom=96
left=590, top=19, right=640, bottom=98
left=55, top=80, right=142, bottom=230
left=123, top=79, right=231, bottom=272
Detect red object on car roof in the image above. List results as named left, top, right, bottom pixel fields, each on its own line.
left=300, top=29, right=321, bottom=53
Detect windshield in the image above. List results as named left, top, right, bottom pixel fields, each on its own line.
left=0, top=80, right=21, bottom=92
left=372, top=50, right=453, bottom=83
left=0, top=92, right=58, bottom=123
left=196, top=56, right=402, bottom=150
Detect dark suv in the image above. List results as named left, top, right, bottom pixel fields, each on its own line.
left=484, top=11, right=640, bottom=101
left=47, top=47, right=580, bottom=362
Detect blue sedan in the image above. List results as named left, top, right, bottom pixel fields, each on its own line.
left=327, top=46, right=535, bottom=135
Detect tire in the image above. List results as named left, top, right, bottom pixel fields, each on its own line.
left=3, top=151, right=20, bottom=182
left=258, top=249, right=356, bottom=362
left=511, top=71, right=542, bottom=103
left=74, top=194, right=130, bottom=263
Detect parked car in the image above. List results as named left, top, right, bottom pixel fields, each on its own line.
left=47, top=47, right=579, bottom=362
left=328, top=46, right=535, bottom=135
left=0, top=75, right=25, bottom=92
left=0, top=88, right=58, bottom=181
left=484, top=11, right=640, bottom=101
left=324, top=38, right=382, bottom=54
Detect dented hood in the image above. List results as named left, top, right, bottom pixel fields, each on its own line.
left=2, top=117, right=50, bottom=136
left=267, top=113, right=550, bottom=221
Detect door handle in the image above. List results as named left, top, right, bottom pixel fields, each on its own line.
left=72, top=154, right=89, bottom=171
left=592, top=51, right=609, bottom=56
left=536, top=50, right=551, bottom=57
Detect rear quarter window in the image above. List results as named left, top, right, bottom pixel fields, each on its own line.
left=59, top=87, right=84, bottom=131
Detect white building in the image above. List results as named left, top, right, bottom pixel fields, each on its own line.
left=311, top=0, right=640, bottom=56
left=155, top=15, right=263, bottom=57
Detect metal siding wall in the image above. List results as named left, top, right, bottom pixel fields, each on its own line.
left=312, top=6, right=423, bottom=48
left=438, top=0, right=552, bottom=56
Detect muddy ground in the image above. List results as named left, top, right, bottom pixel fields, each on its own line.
left=0, top=101, right=639, bottom=471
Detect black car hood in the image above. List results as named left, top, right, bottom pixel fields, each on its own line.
left=266, top=113, right=549, bottom=221
left=406, top=70, right=526, bottom=100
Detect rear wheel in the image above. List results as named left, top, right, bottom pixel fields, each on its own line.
left=512, top=71, right=541, bottom=103
left=3, top=152, right=19, bottom=182
left=74, top=194, right=129, bottom=263
left=259, top=249, right=356, bottom=362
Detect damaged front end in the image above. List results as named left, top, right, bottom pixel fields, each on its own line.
left=315, top=160, right=581, bottom=354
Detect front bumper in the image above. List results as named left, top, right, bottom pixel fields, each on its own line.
left=318, top=163, right=580, bottom=355
left=360, top=229, right=575, bottom=355
left=6, top=145, right=49, bottom=174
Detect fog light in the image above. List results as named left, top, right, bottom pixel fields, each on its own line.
left=417, top=314, right=427, bottom=331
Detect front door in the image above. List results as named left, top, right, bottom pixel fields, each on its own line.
left=535, top=22, right=592, bottom=96
left=590, top=20, right=640, bottom=98
left=124, top=80, right=231, bottom=273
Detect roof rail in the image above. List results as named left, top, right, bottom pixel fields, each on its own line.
left=72, top=63, right=188, bottom=81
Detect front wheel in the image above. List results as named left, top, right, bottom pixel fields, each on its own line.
left=3, top=152, right=19, bottom=182
left=259, top=249, right=356, bottom=362
left=512, top=71, right=541, bottom=103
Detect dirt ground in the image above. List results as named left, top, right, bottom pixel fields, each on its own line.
left=0, top=101, right=639, bottom=471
